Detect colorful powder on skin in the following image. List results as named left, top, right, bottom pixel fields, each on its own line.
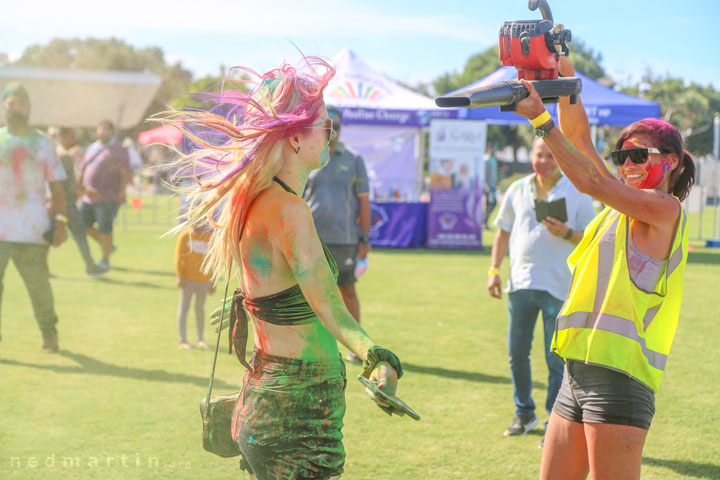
left=246, top=240, right=273, bottom=284
left=11, top=147, right=26, bottom=183
left=319, top=143, right=330, bottom=167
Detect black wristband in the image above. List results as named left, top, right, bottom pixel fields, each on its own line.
left=359, top=235, right=370, bottom=244
left=362, top=346, right=403, bottom=379
left=563, top=228, right=574, bottom=240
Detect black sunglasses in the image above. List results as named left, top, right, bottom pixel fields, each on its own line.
left=610, top=147, right=669, bottom=166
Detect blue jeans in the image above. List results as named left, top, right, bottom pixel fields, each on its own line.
left=507, top=289, right=564, bottom=418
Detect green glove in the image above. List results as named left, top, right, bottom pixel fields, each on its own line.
left=209, top=297, right=233, bottom=332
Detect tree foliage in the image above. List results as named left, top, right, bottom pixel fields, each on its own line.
left=170, top=74, right=225, bottom=111
left=432, top=46, right=501, bottom=96
left=621, top=72, right=720, bottom=154
left=567, top=38, right=605, bottom=81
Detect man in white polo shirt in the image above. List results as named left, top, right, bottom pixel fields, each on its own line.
left=487, top=138, right=596, bottom=446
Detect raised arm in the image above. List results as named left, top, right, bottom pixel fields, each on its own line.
left=516, top=81, right=679, bottom=229
left=556, top=57, right=614, bottom=180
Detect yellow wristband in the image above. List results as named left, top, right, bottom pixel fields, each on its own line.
left=54, top=214, right=68, bottom=224
left=488, top=268, right=500, bottom=276
left=530, top=110, right=551, bottom=128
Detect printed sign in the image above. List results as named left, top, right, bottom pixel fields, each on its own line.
left=428, top=119, right=487, bottom=248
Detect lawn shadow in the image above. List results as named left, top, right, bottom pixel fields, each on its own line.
left=0, top=350, right=237, bottom=390
left=373, top=247, right=489, bottom=257
left=111, top=266, right=175, bottom=277
left=402, top=362, right=546, bottom=389
left=686, top=251, right=720, bottom=265
left=54, top=276, right=173, bottom=290
left=92, top=277, right=174, bottom=290
left=643, top=457, right=720, bottom=478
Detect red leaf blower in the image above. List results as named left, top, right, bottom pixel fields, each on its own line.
left=435, top=0, right=581, bottom=111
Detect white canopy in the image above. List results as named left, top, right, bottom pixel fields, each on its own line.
left=325, top=47, right=440, bottom=116
left=0, top=67, right=161, bottom=129
left=323, top=48, right=454, bottom=201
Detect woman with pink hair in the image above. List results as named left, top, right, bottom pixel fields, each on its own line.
left=166, top=57, right=402, bottom=479
left=515, top=57, right=695, bottom=480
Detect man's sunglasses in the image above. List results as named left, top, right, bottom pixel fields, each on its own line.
left=610, top=147, right=670, bottom=166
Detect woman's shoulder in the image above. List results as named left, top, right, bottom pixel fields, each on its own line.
left=253, top=186, right=312, bottom=227
left=625, top=190, right=682, bottom=236
left=254, top=185, right=307, bottom=208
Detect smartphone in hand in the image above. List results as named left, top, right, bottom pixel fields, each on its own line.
left=357, top=375, right=420, bottom=421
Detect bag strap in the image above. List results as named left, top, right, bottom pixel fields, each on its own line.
left=203, top=177, right=291, bottom=415
left=203, top=263, right=233, bottom=421
left=78, top=143, right=109, bottom=186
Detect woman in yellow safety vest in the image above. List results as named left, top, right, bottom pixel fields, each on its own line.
left=515, top=57, right=696, bottom=480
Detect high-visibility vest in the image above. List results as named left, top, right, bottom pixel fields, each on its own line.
left=552, top=205, right=688, bottom=392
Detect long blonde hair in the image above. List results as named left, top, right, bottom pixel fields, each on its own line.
left=161, top=57, right=334, bottom=281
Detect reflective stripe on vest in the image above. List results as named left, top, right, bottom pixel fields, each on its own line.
left=553, top=206, right=688, bottom=391
left=557, top=312, right=668, bottom=371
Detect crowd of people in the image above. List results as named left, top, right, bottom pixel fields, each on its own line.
left=0, top=50, right=696, bottom=479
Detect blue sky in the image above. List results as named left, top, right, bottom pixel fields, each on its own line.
left=3, top=0, right=718, bottom=91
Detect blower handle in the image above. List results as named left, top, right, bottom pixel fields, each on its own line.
left=529, top=0, right=553, bottom=23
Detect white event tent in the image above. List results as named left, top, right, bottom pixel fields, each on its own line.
left=0, top=67, right=162, bottom=129
left=324, top=48, right=457, bottom=201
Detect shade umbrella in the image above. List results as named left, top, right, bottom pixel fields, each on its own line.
left=137, top=123, right=183, bottom=146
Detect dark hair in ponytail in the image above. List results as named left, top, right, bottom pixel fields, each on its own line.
left=669, top=150, right=696, bottom=201
left=616, top=118, right=696, bottom=200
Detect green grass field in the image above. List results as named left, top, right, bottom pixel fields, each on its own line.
left=1, top=213, right=719, bottom=479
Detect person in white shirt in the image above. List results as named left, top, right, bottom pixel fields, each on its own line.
left=487, top=138, right=596, bottom=445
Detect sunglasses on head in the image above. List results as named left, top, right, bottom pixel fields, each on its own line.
left=610, top=147, right=670, bottom=166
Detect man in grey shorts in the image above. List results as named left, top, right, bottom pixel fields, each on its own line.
left=304, top=106, right=371, bottom=363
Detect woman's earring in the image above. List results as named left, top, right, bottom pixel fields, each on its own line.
left=294, top=145, right=301, bottom=154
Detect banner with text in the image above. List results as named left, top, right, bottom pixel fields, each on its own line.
left=428, top=119, right=487, bottom=248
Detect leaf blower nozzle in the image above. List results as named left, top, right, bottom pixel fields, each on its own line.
left=435, top=77, right=581, bottom=111
left=435, top=0, right=582, bottom=112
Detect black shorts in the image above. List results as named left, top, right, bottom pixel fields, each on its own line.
left=326, top=244, right=357, bottom=286
left=553, top=359, right=655, bottom=430
left=232, top=351, right=347, bottom=479
left=79, top=201, right=119, bottom=234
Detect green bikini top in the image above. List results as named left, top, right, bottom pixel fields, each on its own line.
left=228, top=176, right=339, bottom=369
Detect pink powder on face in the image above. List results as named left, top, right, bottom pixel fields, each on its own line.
left=630, top=160, right=673, bottom=190
left=636, top=163, right=665, bottom=189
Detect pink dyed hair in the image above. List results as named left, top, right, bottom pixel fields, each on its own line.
left=161, top=56, right=335, bottom=279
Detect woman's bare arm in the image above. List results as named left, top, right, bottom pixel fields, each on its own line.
left=556, top=57, right=614, bottom=180
left=517, top=81, right=679, bottom=230
left=274, top=195, right=376, bottom=359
